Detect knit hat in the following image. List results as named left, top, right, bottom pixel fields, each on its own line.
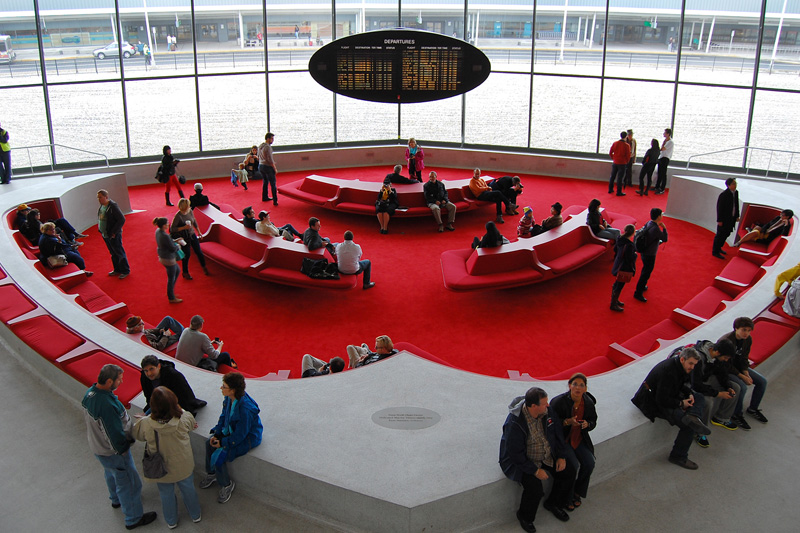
left=523, top=206, right=533, bottom=217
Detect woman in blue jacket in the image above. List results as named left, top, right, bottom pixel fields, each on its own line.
left=200, top=372, right=263, bottom=504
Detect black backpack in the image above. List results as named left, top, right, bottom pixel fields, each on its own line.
left=634, top=224, right=649, bottom=253
left=301, top=258, right=340, bottom=280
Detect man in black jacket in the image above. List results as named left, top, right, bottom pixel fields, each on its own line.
left=139, top=355, right=207, bottom=416
left=303, top=217, right=337, bottom=257
left=631, top=348, right=710, bottom=470
left=489, top=175, right=523, bottom=214
left=423, top=171, right=456, bottom=232
left=96, top=189, right=130, bottom=279
left=633, top=208, right=668, bottom=302
left=385, top=164, right=419, bottom=184
left=713, top=178, right=739, bottom=258
left=499, top=387, right=575, bottom=532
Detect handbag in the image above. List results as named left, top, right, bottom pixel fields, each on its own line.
left=47, top=255, right=68, bottom=267
left=616, top=271, right=634, bottom=283
left=175, top=248, right=185, bottom=260
left=142, top=429, right=168, bottom=479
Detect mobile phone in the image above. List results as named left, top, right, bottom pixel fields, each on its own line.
left=214, top=337, right=220, bottom=342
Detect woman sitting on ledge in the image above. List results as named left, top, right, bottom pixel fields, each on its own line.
left=586, top=198, right=620, bottom=241
left=733, top=209, right=793, bottom=247
left=376, top=178, right=399, bottom=235
left=472, top=221, right=509, bottom=249
left=38, top=221, right=91, bottom=274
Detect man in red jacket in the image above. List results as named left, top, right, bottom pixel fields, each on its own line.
left=608, top=131, right=631, bottom=197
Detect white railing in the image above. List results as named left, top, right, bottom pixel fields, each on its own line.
left=686, top=146, right=800, bottom=180
left=15, top=144, right=110, bottom=175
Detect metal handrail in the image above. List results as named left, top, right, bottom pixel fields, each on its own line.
left=15, top=144, right=110, bottom=176
left=686, top=146, right=799, bottom=179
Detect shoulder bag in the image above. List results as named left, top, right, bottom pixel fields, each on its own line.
left=142, top=429, right=168, bottom=479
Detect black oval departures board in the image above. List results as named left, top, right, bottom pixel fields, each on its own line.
left=308, top=28, right=491, bottom=104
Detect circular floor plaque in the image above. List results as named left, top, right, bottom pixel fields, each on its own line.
left=372, top=406, right=441, bottom=430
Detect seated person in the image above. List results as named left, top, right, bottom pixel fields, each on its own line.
left=241, top=206, right=257, bottom=230
left=255, top=210, right=303, bottom=240
left=536, top=202, right=564, bottom=235
left=586, top=198, right=620, bottom=241
left=469, top=168, right=513, bottom=224
left=38, top=222, right=91, bottom=274
left=733, top=209, right=793, bottom=247
left=14, top=204, right=31, bottom=230
left=775, top=260, right=800, bottom=298
left=719, top=317, right=768, bottom=428
left=423, top=171, right=456, bottom=232
left=346, top=335, right=398, bottom=368
left=300, top=355, right=346, bottom=378
left=303, top=217, right=337, bottom=257
left=23, top=208, right=85, bottom=246
left=139, top=354, right=207, bottom=416
left=375, top=178, right=399, bottom=234
left=489, top=175, right=523, bottom=214
left=242, top=145, right=260, bottom=181
left=189, top=182, right=220, bottom=210
left=517, top=206, right=535, bottom=238
left=176, top=315, right=237, bottom=371
left=472, top=221, right=509, bottom=249
left=126, top=315, right=184, bottom=351
left=336, top=230, right=375, bottom=290
left=385, top=164, right=418, bottom=185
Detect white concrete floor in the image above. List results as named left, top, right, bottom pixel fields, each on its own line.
left=1, top=343, right=798, bottom=533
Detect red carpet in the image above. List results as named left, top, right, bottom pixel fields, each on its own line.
left=76, top=167, right=726, bottom=378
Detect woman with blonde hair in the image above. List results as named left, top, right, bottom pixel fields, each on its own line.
left=405, top=138, right=424, bottom=182
left=132, top=386, right=202, bottom=528
left=170, top=198, right=209, bottom=280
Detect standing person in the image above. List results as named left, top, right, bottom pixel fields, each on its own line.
left=499, top=387, right=575, bottom=533
left=631, top=349, right=710, bottom=470
left=143, top=43, right=151, bottom=66
left=294, top=25, right=300, bottom=38
left=375, top=178, right=399, bottom=234
left=82, top=364, right=158, bottom=529
left=624, top=129, right=637, bottom=188
left=469, top=168, right=513, bottom=224
left=171, top=198, right=210, bottom=279
left=258, top=132, right=278, bottom=205
left=655, top=128, right=674, bottom=194
left=161, top=145, right=184, bottom=207
left=635, top=139, right=660, bottom=196
left=153, top=217, right=183, bottom=304
left=633, top=208, right=668, bottom=303
left=97, top=189, right=131, bottom=279
left=335, top=230, right=375, bottom=289
left=713, top=178, right=740, bottom=259
left=610, top=224, right=636, bottom=312
left=200, top=373, right=263, bottom=504
left=423, top=170, right=456, bottom=232
left=132, top=387, right=202, bottom=528
left=550, top=374, right=597, bottom=511
left=608, top=131, right=631, bottom=196
left=405, top=138, right=424, bottom=182
left=0, top=121, right=11, bottom=184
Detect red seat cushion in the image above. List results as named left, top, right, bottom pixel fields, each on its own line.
left=9, top=315, right=85, bottom=362
left=621, top=319, right=687, bottom=356
left=749, top=319, right=798, bottom=366
left=61, top=351, right=142, bottom=407
left=680, top=286, right=731, bottom=320
left=535, top=356, right=618, bottom=380
left=718, top=257, right=762, bottom=285
left=0, top=285, right=38, bottom=323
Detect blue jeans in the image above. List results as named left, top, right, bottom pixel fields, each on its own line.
left=180, top=233, right=207, bottom=275
left=157, top=474, right=201, bottom=526
left=155, top=315, right=183, bottom=335
left=95, top=451, right=144, bottom=526
left=728, top=369, right=768, bottom=415
left=259, top=164, right=277, bottom=202
left=355, top=259, right=372, bottom=286
left=103, top=232, right=130, bottom=274
left=563, top=440, right=595, bottom=498
left=205, top=438, right=231, bottom=487
left=65, top=250, right=86, bottom=270
left=165, top=262, right=180, bottom=300
left=278, top=223, right=303, bottom=239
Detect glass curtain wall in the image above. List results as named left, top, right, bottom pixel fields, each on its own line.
left=2, top=0, right=800, bottom=173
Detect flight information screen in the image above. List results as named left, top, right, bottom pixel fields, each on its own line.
left=309, top=29, right=491, bottom=103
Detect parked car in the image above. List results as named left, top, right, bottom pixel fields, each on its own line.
left=93, top=42, right=136, bottom=60
left=0, top=35, right=16, bottom=64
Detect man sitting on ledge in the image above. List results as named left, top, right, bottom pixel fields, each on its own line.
left=631, top=347, right=710, bottom=470
left=385, top=164, right=419, bottom=185
left=139, top=355, right=207, bottom=416
left=469, top=168, right=513, bottom=224
left=176, top=315, right=237, bottom=371
left=303, top=216, right=337, bottom=258
left=300, top=355, right=346, bottom=378
left=346, top=335, right=397, bottom=368
left=424, top=171, right=456, bottom=233
left=336, top=230, right=375, bottom=290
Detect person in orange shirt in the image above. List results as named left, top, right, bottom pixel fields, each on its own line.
left=608, top=131, right=631, bottom=196
left=469, top=168, right=513, bottom=224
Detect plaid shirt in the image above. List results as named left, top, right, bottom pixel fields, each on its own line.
left=523, top=406, right=553, bottom=468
